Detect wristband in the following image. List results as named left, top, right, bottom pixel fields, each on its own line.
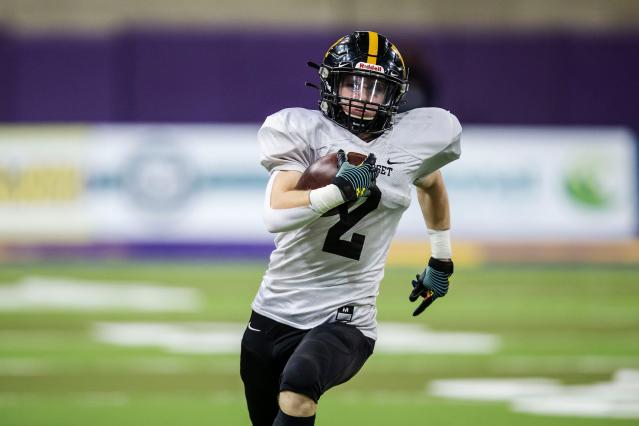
left=428, top=229, right=452, bottom=259
left=309, top=184, right=345, bottom=214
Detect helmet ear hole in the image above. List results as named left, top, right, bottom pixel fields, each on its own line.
left=316, top=31, right=409, bottom=135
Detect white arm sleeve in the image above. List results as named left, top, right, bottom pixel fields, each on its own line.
left=262, top=171, right=322, bottom=233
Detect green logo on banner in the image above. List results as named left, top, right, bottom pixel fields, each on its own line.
left=564, top=160, right=611, bottom=209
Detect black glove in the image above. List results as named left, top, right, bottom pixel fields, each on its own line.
left=332, top=149, right=379, bottom=202
left=409, top=257, right=454, bottom=316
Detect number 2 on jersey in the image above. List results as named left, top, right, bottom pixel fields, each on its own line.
left=322, top=186, right=381, bottom=261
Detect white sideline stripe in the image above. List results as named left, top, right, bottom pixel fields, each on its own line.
left=0, top=277, right=200, bottom=312
left=92, top=322, right=499, bottom=354
left=429, top=369, right=639, bottom=419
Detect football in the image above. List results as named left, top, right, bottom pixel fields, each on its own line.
left=295, top=151, right=368, bottom=216
left=295, top=151, right=368, bottom=190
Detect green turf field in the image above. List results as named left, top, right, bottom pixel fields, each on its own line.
left=0, top=261, right=638, bottom=425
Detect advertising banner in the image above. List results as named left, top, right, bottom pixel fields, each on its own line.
left=0, top=125, right=636, bottom=244
left=396, top=127, right=637, bottom=241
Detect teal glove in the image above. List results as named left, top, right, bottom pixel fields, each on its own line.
left=332, top=149, right=379, bottom=201
left=409, top=257, right=454, bottom=316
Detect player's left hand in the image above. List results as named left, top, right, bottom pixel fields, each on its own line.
left=332, top=149, right=379, bottom=202
left=409, top=257, right=454, bottom=316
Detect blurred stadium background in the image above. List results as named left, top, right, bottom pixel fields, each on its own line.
left=1, top=1, right=638, bottom=425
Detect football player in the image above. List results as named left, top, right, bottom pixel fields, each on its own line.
left=240, top=31, right=461, bottom=426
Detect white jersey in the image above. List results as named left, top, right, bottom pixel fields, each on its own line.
left=252, top=107, right=461, bottom=339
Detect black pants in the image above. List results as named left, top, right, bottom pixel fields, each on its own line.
left=240, top=311, right=375, bottom=426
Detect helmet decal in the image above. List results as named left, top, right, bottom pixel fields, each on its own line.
left=356, top=62, right=385, bottom=73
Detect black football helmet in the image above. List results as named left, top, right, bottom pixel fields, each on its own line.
left=310, top=31, right=409, bottom=135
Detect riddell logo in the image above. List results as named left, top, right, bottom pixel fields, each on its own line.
left=356, top=62, right=385, bottom=73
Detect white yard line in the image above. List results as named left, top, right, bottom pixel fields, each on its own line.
left=0, top=276, right=200, bottom=312
left=429, top=369, right=639, bottom=419
left=93, top=322, right=244, bottom=354
left=377, top=322, right=499, bottom=354
left=92, top=321, right=500, bottom=355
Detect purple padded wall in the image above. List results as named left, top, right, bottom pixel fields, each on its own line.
left=394, top=31, right=639, bottom=129
left=10, top=35, right=117, bottom=121
left=418, top=33, right=569, bottom=124
left=565, top=33, right=639, bottom=127
left=0, top=29, right=637, bottom=131
left=125, top=31, right=332, bottom=122
left=0, top=31, right=13, bottom=121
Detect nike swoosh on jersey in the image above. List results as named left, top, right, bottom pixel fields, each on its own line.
left=386, top=159, right=406, bottom=165
left=247, top=322, right=261, bottom=332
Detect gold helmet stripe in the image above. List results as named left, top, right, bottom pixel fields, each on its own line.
left=367, top=31, right=379, bottom=64
left=324, top=36, right=345, bottom=59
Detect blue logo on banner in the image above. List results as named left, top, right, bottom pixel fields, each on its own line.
left=123, top=144, right=194, bottom=210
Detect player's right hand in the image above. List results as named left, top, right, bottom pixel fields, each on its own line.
left=332, top=149, right=379, bottom=202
